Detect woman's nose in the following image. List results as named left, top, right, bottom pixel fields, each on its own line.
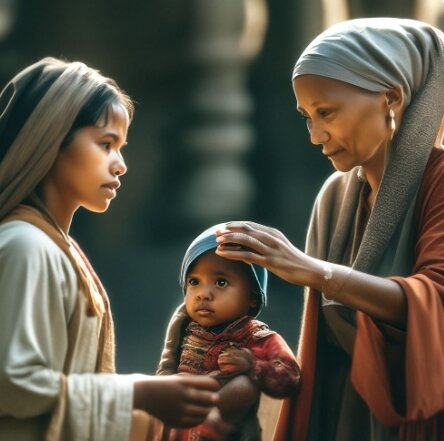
left=309, top=122, right=330, bottom=145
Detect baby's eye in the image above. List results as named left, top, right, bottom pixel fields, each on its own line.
left=216, top=279, right=228, bottom=288
left=187, top=277, right=198, bottom=286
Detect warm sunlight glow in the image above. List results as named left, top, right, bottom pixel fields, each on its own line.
left=322, top=0, right=349, bottom=28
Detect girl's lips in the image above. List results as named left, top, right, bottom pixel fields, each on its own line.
left=101, top=186, right=116, bottom=198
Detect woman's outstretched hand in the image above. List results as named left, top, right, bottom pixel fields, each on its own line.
left=215, top=221, right=324, bottom=289
left=133, top=374, right=219, bottom=428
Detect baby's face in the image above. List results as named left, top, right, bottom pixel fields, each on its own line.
left=184, top=250, right=257, bottom=328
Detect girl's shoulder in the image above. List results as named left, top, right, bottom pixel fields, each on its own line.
left=0, top=220, right=68, bottom=263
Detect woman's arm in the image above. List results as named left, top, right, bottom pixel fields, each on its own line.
left=215, top=222, right=407, bottom=327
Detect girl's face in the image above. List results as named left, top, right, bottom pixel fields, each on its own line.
left=184, top=250, right=258, bottom=328
left=42, top=102, right=129, bottom=228
left=293, top=74, right=391, bottom=180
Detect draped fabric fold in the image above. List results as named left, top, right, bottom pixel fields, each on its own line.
left=1, top=205, right=117, bottom=441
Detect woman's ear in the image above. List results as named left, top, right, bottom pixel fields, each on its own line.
left=386, top=86, right=404, bottom=113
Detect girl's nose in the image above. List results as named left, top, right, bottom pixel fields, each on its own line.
left=111, top=152, right=127, bottom=177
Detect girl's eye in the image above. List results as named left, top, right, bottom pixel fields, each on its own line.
left=216, top=279, right=227, bottom=287
left=100, top=142, right=111, bottom=151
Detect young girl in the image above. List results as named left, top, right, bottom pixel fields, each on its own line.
left=0, top=57, right=218, bottom=441
left=157, top=224, right=300, bottom=440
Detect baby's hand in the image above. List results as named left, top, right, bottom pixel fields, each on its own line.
left=133, top=374, right=219, bottom=428
left=217, top=347, right=253, bottom=377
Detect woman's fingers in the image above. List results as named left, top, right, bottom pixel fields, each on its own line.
left=215, top=222, right=284, bottom=267
left=216, top=221, right=285, bottom=250
left=215, top=221, right=306, bottom=285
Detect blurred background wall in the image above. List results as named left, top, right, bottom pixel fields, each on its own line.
left=1, top=0, right=442, bottom=373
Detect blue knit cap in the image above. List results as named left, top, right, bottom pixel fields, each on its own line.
left=180, top=223, right=268, bottom=316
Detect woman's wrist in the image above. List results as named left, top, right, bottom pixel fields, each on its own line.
left=309, top=259, right=354, bottom=300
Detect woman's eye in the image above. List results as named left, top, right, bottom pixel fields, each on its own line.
left=216, top=279, right=227, bottom=287
left=298, top=111, right=309, bottom=121
left=298, top=113, right=312, bottom=132
left=101, top=142, right=111, bottom=151
left=318, top=109, right=333, bottom=118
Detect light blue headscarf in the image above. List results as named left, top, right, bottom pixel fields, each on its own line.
left=180, top=223, right=268, bottom=316
left=293, top=17, right=442, bottom=107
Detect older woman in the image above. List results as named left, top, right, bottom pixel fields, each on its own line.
left=215, top=18, right=444, bottom=440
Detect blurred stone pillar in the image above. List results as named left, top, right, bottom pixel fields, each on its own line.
left=164, top=0, right=267, bottom=235
left=0, top=0, right=14, bottom=39
left=415, top=0, right=444, bottom=28
left=347, top=0, right=415, bottom=17
left=0, top=0, right=18, bottom=83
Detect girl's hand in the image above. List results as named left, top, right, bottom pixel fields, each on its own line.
left=133, top=374, right=219, bottom=428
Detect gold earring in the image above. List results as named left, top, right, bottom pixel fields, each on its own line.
left=389, top=108, right=396, bottom=140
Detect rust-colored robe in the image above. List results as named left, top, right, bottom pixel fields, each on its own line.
left=274, top=147, right=444, bottom=441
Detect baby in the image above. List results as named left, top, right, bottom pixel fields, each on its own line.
left=156, top=224, right=300, bottom=441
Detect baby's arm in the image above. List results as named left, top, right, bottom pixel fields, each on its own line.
left=248, top=333, right=300, bottom=398
left=216, top=334, right=300, bottom=398
left=203, top=374, right=260, bottom=438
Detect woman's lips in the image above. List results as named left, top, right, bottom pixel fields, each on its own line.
left=324, top=148, right=344, bottom=158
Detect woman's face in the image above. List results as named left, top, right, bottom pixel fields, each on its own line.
left=293, top=74, right=391, bottom=177
left=42, top=102, right=129, bottom=223
left=184, top=250, right=257, bottom=328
